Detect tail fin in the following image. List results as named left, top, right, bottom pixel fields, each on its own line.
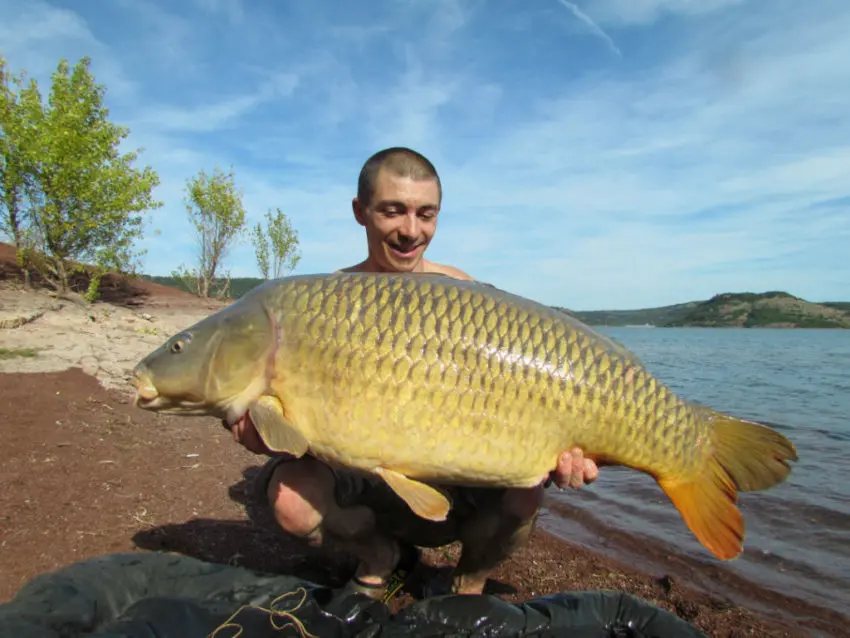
left=658, top=413, right=797, bottom=560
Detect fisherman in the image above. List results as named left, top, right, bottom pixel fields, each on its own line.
left=227, top=147, right=600, bottom=602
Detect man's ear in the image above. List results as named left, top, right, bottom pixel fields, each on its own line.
left=352, top=197, right=367, bottom=227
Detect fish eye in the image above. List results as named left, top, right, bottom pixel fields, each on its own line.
left=168, top=332, right=193, bottom=355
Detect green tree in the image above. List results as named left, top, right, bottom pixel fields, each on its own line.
left=18, top=57, right=161, bottom=297
left=0, top=56, right=42, bottom=285
left=252, top=221, right=270, bottom=280
left=251, top=207, right=300, bottom=280
left=175, top=166, right=246, bottom=298
left=0, top=57, right=28, bottom=255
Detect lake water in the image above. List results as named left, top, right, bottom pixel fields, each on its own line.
left=542, top=327, right=850, bottom=623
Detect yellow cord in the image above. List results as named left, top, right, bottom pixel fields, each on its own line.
left=208, top=586, right=319, bottom=638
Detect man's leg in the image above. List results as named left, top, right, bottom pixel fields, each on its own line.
left=450, top=448, right=596, bottom=594
left=254, top=457, right=543, bottom=599
left=257, top=455, right=403, bottom=597
left=450, top=485, right=543, bottom=595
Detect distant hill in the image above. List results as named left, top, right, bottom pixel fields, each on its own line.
left=822, top=301, right=850, bottom=313
left=138, top=274, right=849, bottom=329
left=662, top=291, right=850, bottom=329
left=556, top=302, right=701, bottom=327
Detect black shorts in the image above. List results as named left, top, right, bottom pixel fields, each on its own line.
left=253, top=454, right=511, bottom=548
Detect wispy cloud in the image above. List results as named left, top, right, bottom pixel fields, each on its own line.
left=0, top=1, right=137, bottom=97
left=556, top=0, right=622, bottom=56
left=129, top=73, right=300, bottom=134
left=585, top=0, right=748, bottom=26
left=0, top=0, right=848, bottom=309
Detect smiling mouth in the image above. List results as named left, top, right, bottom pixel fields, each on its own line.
left=387, top=242, right=422, bottom=257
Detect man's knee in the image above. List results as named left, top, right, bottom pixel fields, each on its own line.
left=264, top=458, right=379, bottom=544
left=266, top=458, right=336, bottom=539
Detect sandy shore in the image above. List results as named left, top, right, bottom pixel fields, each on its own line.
left=0, top=258, right=226, bottom=391
left=1, top=249, right=846, bottom=637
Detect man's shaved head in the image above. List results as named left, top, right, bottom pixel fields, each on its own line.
left=357, top=147, right=442, bottom=208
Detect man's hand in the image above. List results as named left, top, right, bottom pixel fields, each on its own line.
left=550, top=447, right=599, bottom=489
left=225, top=413, right=271, bottom=455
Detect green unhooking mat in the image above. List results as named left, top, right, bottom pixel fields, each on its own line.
left=0, top=552, right=707, bottom=637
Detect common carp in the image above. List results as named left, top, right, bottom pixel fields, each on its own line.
left=130, top=272, right=797, bottom=560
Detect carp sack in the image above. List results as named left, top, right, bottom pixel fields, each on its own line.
left=131, top=272, right=797, bottom=560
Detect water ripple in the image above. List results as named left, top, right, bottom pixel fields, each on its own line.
left=548, top=327, right=850, bottom=618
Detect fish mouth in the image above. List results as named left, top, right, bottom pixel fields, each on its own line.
left=133, top=392, right=215, bottom=416
left=134, top=393, right=165, bottom=410
left=129, top=372, right=210, bottom=415
left=130, top=372, right=159, bottom=407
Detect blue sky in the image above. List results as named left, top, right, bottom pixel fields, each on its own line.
left=1, top=0, right=848, bottom=310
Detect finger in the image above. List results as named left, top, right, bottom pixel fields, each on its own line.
left=583, top=458, right=599, bottom=484
left=553, top=451, right=573, bottom=489
left=230, top=415, right=249, bottom=445
left=569, top=448, right=585, bottom=488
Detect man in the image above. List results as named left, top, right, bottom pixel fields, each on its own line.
left=228, top=147, right=599, bottom=601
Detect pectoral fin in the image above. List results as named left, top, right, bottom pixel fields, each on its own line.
left=248, top=395, right=309, bottom=457
left=375, top=467, right=452, bottom=522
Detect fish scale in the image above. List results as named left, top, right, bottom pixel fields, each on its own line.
left=271, top=274, right=692, bottom=483
left=132, top=271, right=798, bottom=560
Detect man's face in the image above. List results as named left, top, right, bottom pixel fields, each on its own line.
left=353, top=168, right=440, bottom=273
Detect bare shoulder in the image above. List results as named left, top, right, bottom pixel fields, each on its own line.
left=332, top=259, right=476, bottom=281
left=335, top=261, right=368, bottom=274
left=424, top=260, right=475, bottom=281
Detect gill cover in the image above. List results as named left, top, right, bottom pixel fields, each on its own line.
left=136, top=297, right=277, bottom=419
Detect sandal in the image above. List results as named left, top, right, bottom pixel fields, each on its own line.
left=341, top=543, right=423, bottom=604
left=381, top=542, right=421, bottom=604
left=342, top=576, right=390, bottom=601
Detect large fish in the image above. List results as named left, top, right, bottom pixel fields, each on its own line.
left=131, top=272, right=797, bottom=560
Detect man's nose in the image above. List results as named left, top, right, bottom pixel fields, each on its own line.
left=399, top=213, right=420, bottom=238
